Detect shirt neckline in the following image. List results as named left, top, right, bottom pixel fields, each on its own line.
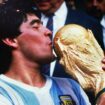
left=0, top=74, right=52, bottom=92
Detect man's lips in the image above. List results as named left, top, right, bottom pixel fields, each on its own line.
left=49, top=41, right=52, bottom=45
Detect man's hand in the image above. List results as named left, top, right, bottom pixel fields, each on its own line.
left=96, top=93, right=105, bottom=105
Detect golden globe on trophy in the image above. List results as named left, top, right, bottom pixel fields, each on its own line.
left=54, top=24, right=105, bottom=104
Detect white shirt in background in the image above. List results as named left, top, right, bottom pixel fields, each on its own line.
left=101, top=15, right=105, bottom=48
left=41, top=1, right=68, bottom=76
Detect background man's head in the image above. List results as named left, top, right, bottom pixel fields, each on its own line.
left=92, top=0, right=105, bottom=13
left=33, top=0, right=64, bottom=15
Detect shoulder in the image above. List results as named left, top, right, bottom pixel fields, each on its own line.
left=0, top=79, right=14, bottom=105
left=0, top=77, right=24, bottom=105
left=0, top=94, right=12, bottom=105
left=51, top=77, right=80, bottom=88
left=73, top=10, right=99, bottom=22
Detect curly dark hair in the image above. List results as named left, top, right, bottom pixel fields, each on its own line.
left=0, top=0, right=39, bottom=39
left=0, top=0, right=39, bottom=73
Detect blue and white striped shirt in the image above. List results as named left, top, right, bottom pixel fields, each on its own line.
left=0, top=75, right=91, bottom=105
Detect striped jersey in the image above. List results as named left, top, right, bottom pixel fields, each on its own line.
left=0, top=74, right=91, bottom=105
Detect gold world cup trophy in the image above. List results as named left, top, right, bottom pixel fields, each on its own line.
left=54, top=24, right=105, bottom=104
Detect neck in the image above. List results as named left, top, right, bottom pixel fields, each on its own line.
left=5, top=52, right=46, bottom=87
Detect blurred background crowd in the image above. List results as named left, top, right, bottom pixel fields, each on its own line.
left=0, top=0, right=104, bottom=20
left=66, top=0, right=105, bottom=21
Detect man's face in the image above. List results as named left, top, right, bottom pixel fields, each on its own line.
left=17, top=14, right=55, bottom=64
left=34, top=0, right=63, bottom=14
left=93, top=0, right=105, bottom=13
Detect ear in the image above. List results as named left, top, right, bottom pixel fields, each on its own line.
left=2, top=38, right=18, bottom=48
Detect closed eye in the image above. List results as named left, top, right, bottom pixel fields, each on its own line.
left=31, top=20, right=43, bottom=29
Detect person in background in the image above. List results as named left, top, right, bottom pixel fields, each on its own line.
left=33, top=0, right=104, bottom=78
left=70, top=0, right=103, bottom=20
left=92, top=0, right=105, bottom=50
left=92, top=0, right=105, bottom=13
left=91, top=1, right=105, bottom=104
left=0, top=0, right=91, bottom=105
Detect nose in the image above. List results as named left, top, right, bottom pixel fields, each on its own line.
left=44, top=26, right=52, bottom=38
